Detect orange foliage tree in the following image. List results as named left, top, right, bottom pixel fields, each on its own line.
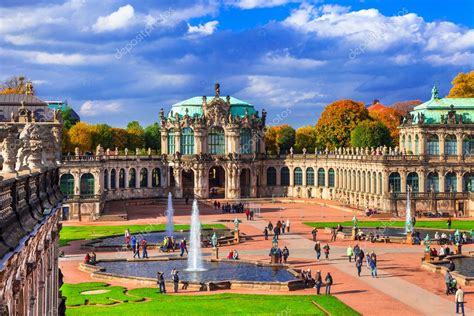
left=111, top=128, right=128, bottom=149
left=315, top=100, right=369, bottom=149
left=447, top=71, right=474, bottom=98
left=390, top=100, right=422, bottom=116
left=265, top=124, right=295, bottom=155
left=369, top=107, right=401, bottom=145
left=295, top=126, right=317, bottom=153
left=67, top=122, right=96, bottom=153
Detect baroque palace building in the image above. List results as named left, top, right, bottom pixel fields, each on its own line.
left=60, top=84, right=474, bottom=220
left=0, top=93, right=64, bottom=315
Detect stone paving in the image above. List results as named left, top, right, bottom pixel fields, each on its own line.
left=60, top=199, right=474, bottom=315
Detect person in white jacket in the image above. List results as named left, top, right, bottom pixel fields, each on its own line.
left=455, top=286, right=465, bottom=315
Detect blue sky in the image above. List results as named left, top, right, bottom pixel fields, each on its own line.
left=1, top=0, right=473, bottom=127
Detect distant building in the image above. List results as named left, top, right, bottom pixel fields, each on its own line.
left=0, top=93, right=55, bottom=122
left=45, top=100, right=80, bottom=122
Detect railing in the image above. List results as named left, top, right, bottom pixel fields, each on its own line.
left=63, top=194, right=102, bottom=201
left=390, top=192, right=468, bottom=200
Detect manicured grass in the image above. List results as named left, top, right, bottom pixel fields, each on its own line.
left=60, top=224, right=226, bottom=247
left=63, top=282, right=361, bottom=316
left=304, top=220, right=474, bottom=230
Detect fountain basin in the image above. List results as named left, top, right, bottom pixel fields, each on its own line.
left=422, top=254, right=474, bottom=285
left=80, top=258, right=303, bottom=291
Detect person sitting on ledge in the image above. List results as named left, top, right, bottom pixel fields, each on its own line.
left=232, top=249, right=239, bottom=260
left=227, top=250, right=234, bottom=259
left=84, top=253, right=91, bottom=264
left=430, top=248, right=438, bottom=257
left=89, top=251, right=97, bottom=265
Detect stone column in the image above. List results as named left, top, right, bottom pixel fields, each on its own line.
left=276, top=167, right=281, bottom=186
left=125, top=169, right=129, bottom=188
left=289, top=167, right=294, bottom=186
left=175, top=128, right=181, bottom=154
left=161, top=128, right=168, bottom=155
left=457, top=132, right=464, bottom=159
left=401, top=171, right=407, bottom=193
left=194, top=129, right=204, bottom=155
left=250, top=169, right=258, bottom=198
left=382, top=172, right=389, bottom=194
left=251, top=133, right=258, bottom=154
left=439, top=133, right=445, bottom=156
left=439, top=172, right=446, bottom=193
left=456, top=172, right=463, bottom=193
left=302, top=167, right=307, bottom=187
left=147, top=168, right=152, bottom=188
left=419, top=170, right=426, bottom=193
left=107, top=170, right=111, bottom=190
left=325, top=168, right=329, bottom=188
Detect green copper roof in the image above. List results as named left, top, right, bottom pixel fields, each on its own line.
left=168, top=96, right=257, bottom=118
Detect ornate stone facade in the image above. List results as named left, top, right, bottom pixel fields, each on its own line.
left=60, top=85, right=474, bottom=220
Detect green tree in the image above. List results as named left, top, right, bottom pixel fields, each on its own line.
left=126, top=121, right=145, bottom=150
left=144, top=122, right=161, bottom=150
left=295, top=126, right=317, bottom=153
left=277, top=125, right=296, bottom=154
left=61, top=106, right=80, bottom=130
left=92, top=124, right=114, bottom=149
left=350, top=120, right=392, bottom=148
left=111, top=128, right=128, bottom=149
left=315, top=99, right=369, bottom=149
left=447, top=71, right=474, bottom=98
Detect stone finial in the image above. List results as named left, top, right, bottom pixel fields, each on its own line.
left=135, top=148, right=140, bottom=156
left=148, top=147, right=151, bottom=155
left=431, top=84, right=439, bottom=100
left=74, top=147, right=80, bottom=157
left=96, top=144, right=104, bottom=157
left=124, top=148, right=129, bottom=156
left=115, top=147, right=119, bottom=155
left=302, top=148, right=307, bottom=155
left=106, top=148, right=110, bottom=155
left=290, top=147, right=294, bottom=155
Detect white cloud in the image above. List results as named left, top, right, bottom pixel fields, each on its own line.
left=79, top=100, right=123, bottom=116
left=0, top=48, right=112, bottom=65
left=262, top=51, right=325, bottom=69
left=187, top=20, right=219, bottom=36
left=226, top=0, right=299, bottom=9
left=92, top=4, right=135, bottom=33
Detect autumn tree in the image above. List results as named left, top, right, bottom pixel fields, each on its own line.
left=350, top=120, right=392, bottom=148
left=111, top=128, right=128, bottom=149
left=92, top=124, right=114, bottom=149
left=144, top=122, right=161, bottom=150
left=447, top=71, right=474, bottom=98
left=369, top=107, right=402, bottom=145
left=315, top=99, right=369, bottom=149
left=67, top=122, right=96, bottom=153
left=390, top=100, right=422, bottom=115
left=126, top=121, right=145, bottom=151
left=0, top=76, right=30, bottom=94
left=265, top=125, right=295, bottom=155
left=295, top=126, right=317, bottom=153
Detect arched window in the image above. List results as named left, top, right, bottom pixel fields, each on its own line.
left=357, top=171, right=361, bottom=191
left=294, top=167, right=303, bottom=186
left=208, top=127, right=225, bottom=154
left=317, top=168, right=325, bottom=187
left=267, top=167, right=277, bottom=186
left=367, top=172, right=371, bottom=193
left=104, top=169, right=108, bottom=190
left=414, top=135, right=419, bottom=155
left=129, top=168, right=136, bottom=188
left=110, top=169, right=116, bottom=189
left=167, top=128, right=175, bottom=154
left=306, top=167, right=314, bottom=186
left=427, top=172, right=439, bottom=192
left=180, top=127, right=194, bottom=155
left=362, top=171, right=366, bottom=192
left=140, top=168, right=148, bottom=188
left=427, top=135, right=439, bottom=155
left=328, top=168, right=335, bottom=187
left=401, top=135, right=406, bottom=152
left=280, top=167, right=290, bottom=186
left=445, top=135, right=457, bottom=155
left=119, top=169, right=125, bottom=188
left=80, top=173, right=95, bottom=197
left=152, top=168, right=161, bottom=187
left=389, top=172, right=401, bottom=193
left=445, top=172, right=457, bottom=192
left=463, top=172, right=474, bottom=192
left=378, top=172, right=383, bottom=194
left=407, top=135, right=412, bottom=154
left=240, top=128, right=252, bottom=154
left=463, top=135, right=474, bottom=155
left=407, top=172, right=419, bottom=192
left=60, top=174, right=74, bottom=196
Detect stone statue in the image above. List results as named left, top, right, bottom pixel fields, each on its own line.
left=233, top=218, right=239, bottom=231
left=1, top=127, right=18, bottom=172
left=211, top=232, right=218, bottom=248
left=51, top=126, right=62, bottom=164
left=115, top=147, right=119, bottom=155
left=124, top=148, right=129, bottom=156
left=215, top=83, right=220, bottom=97
left=352, top=216, right=359, bottom=228
left=290, top=147, right=293, bottom=155
left=148, top=147, right=152, bottom=155
left=16, top=124, right=31, bottom=171
left=423, top=234, right=431, bottom=252
left=454, top=229, right=460, bottom=245
left=74, top=147, right=80, bottom=157
left=135, top=148, right=140, bottom=156
left=106, top=148, right=110, bottom=156
left=27, top=125, right=42, bottom=170
left=302, top=148, right=306, bottom=155
left=95, top=144, right=104, bottom=157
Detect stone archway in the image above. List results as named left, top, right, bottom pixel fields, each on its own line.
left=209, top=166, right=225, bottom=198
left=240, top=168, right=251, bottom=198
left=182, top=169, right=194, bottom=199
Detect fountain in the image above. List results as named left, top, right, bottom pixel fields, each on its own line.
left=187, top=199, right=206, bottom=271
left=165, top=192, right=174, bottom=237
left=405, top=185, right=412, bottom=234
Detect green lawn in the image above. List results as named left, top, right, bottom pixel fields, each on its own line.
left=304, top=220, right=474, bottom=230
left=63, top=282, right=360, bottom=316
left=60, top=224, right=226, bottom=247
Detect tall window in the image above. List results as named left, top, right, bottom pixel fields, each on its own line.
left=152, top=168, right=161, bottom=187
left=407, top=172, right=419, bottom=192
left=119, top=169, right=125, bottom=188
left=267, top=167, right=276, bottom=186
left=104, top=169, right=108, bottom=190
left=427, top=135, right=439, bottom=155
left=110, top=169, right=116, bottom=189
left=407, top=135, right=412, bottom=153
left=140, top=168, right=148, bottom=188
left=427, top=172, right=439, bottom=192
left=80, top=173, right=95, bottom=197
left=168, top=128, right=175, bottom=154
left=129, top=168, right=136, bottom=188
left=280, top=167, right=290, bottom=186
left=208, top=127, right=225, bottom=154
left=463, top=136, right=474, bottom=155
left=445, top=135, right=457, bottom=155
left=445, top=172, right=457, bottom=192
left=180, top=128, right=194, bottom=155
left=60, top=174, right=74, bottom=196
left=328, top=168, right=335, bottom=187
left=389, top=172, right=401, bottom=193
left=240, top=128, right=252, bottom=154
left=378, top=173, right=382, bottom=194
left=318, top=168, right=325, bottom=187
left=414, top=135, right=419, bottom=155
left=306, top=167, right=314, bottom=186
left=401, top=135, right=406, bottom=152
left=294, top=167, right=303, bottom=186
left=463, top=172, right=474, bottom=192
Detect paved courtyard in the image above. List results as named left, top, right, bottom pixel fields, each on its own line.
left=60, top=199, right=474, bottom=315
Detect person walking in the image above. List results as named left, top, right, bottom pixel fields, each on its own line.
left=286, top=219, right=290, bottom=233
left=131, top=235, right=137, bottom=254
left=141, top=238, right=148, bottom=259
left=268, top=221, right=274, bottom=232
left=133, top=240, right=140, bottom=259
left=314, top=270, right=322, bottom=295
left=311, top=228, right=318, bottom=241
left=331, top=228, right=337, bottom=242
left=455, top=286, right=465, bottom=315
left=356, top=256, right=363, bottom=277
left=282, top=246, right=289, bottom=263
left=281, top=221, right=286, bottom=234
left=314, top=241, right=321, bottom=261
left=323, top=244, right=330, bottom=260
left=346, top=245, right=354, bottom=262
left=157, top=272, right=166, bottom=294
left=325, top=273, right=333, bottom=295
left=273, top=226, right=280, bottom=240
left=264, top=227, right=269, bottom=240
left=369, top=256, right=377, bottom=278
left=353, top=244, right=360, bottom=261
left=445, top=271, right=453, bottom=295
left=124, top=228, right=131, bottom=245
left=447, top=217, right=452, bottom=229
left=173, top=270, right=180, bottom=293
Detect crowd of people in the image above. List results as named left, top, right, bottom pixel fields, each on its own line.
left=215, top=201, right=246, bottom=214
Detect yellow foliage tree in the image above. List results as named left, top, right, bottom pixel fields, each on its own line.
left=67, top=122, right=96, bottom=153
left=447, top=71, right=474, bottom=98
left=295, top=126, right=317, bottom=153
